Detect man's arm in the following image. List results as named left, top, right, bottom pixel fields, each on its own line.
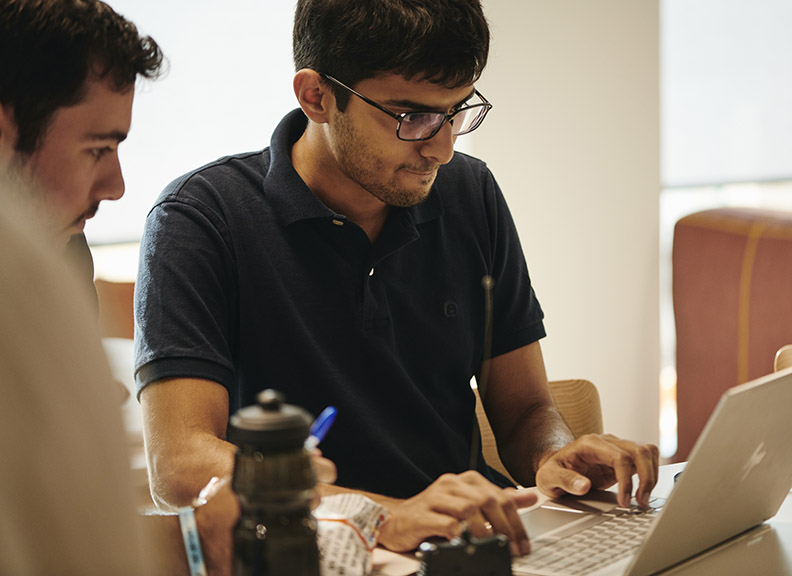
left=142, top=377, right=535, bottom=555
left=141, top=377, right=237, bottom=509
left=483, top=341, right=660, bottom=507
left=142, top=377, right=338, bottom=511
left=481, top=340, right=573, bottom=486
left=142, top=479, right=238, bottom=576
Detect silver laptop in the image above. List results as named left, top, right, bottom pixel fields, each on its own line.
left=513, top=367, right=792, bottom=576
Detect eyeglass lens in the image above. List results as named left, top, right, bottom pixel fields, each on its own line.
left=399, top=104, right=488, bottom=141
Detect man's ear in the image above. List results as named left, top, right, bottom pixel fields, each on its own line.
left=0, top=102, right=20, bottom=154
left=293, top=69, right=334, bottom=125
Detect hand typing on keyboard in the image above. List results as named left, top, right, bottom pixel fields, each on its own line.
left=375, top=470, right=537, bottom=556
left=534, top=433, right=660, bottom=508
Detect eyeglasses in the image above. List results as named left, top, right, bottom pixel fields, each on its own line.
left=320, top=73, right=492, bottom=142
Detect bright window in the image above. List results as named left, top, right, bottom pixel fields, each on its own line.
left=85, top=0, right=298, bottom=245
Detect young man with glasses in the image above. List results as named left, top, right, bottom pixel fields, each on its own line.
left=136, top=0, right=659, bottom=555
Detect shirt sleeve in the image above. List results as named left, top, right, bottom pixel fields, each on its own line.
left=481, top=164, right=546, bottom=357
left=134, top=179, right=238, bottom=397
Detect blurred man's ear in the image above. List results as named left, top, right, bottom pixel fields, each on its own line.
left=0, top=102, right=20, bottom=156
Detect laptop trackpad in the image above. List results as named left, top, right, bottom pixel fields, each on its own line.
left=520, top=506, right=586, bottom=538
left=520, top=492, right=665, bottom=540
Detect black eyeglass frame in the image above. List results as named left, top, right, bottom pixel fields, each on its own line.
left=320, top=73, right=492, bottom=142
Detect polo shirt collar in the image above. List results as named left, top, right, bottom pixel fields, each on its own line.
left=264, top=109, right=444, bottom=229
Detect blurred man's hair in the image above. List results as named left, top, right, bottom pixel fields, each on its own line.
left=0, top=0, right=165, bottom=154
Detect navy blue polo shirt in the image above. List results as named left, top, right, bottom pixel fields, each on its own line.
left=135, top=109, right=545, bottom=498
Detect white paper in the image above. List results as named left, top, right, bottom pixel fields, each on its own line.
left=315, top=494, right=391, bottom=576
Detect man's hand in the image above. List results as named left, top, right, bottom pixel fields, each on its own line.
left=311, top=449, right=337, bottom=484
left=310, top=449, right=337, bottom=509
left=377, top=471, right=536, bottom=556
left=194, top=478, right=239, bottom=576
left=535, top=434, right=659, bottom=508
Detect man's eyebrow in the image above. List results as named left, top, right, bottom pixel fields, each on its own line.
left=386, top=89, right=477, bottom=112
left=85, top=131, right=128, bottom=143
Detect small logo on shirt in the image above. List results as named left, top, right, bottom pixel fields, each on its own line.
left=443, top=300, right=458, bottom=318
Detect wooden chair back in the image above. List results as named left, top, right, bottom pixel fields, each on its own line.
left=95, top=279, right=135, bottom=339
left=775, top=344, right=792, bottom=372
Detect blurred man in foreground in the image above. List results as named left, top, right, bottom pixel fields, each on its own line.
left=0, top=1, right=236, bottom=573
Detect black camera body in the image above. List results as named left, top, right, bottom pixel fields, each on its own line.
left=416, top=531, right=512, bottom=576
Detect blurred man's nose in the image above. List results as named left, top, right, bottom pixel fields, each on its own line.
left=96, top=152, right=125, bottom=202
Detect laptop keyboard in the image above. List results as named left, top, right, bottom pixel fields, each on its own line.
left=512, top=506, right=659, bottom=576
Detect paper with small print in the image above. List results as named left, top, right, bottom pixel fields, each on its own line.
left=315, top=493, right=391, bottom=576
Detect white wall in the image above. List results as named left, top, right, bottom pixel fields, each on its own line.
left=86, top=0, right=297, bottom=243
left=473, top=1, right=661, bottom=443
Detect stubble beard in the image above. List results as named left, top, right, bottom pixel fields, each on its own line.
left=3, top=152, right=91, bottom=247
left=332, top=112, right=437, bottom=208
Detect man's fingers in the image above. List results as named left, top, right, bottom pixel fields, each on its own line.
left=378, top=472, right=540, bottom=555
left=426, top=473, right=532, bottom=553
left=536, top=434, right=660, bottom=507
left=456, top=476, right=531, bottom=554
left=446, top=500, right=531, bottom=557
left=477, top=494, right=521, bottom=537
left=629, top=442, right=660, bottom=506
left=602, top=435, right=659, bottom=507
left=424, top=491, right=486, bottom=519
left=464, top=513, right=493, bottom=539
left=420, top=511, right=464, bottom=541
left=537, top=462, right=592, bottom=498
left=577, top=435, right=636, bottom=497
left=506, top=488, right=539, bottom=510
left=609, top=453, right=636, bottom=507
left=311, top=454, right=337, bottom=484
left=380, top=509, right=460, bottom=552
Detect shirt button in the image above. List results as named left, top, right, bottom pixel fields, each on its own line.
left=369, top=268, right=375, bottom=277
left=332, top=219, right=344, bottom=226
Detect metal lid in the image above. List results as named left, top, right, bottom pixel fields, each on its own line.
left=228, top=389, right=312, bottom=451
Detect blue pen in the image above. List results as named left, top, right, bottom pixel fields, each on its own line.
left=305, top=406, right=337, bottom=451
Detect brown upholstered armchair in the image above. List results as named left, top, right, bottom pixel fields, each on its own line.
left=672, top=207, right=792, bottom=461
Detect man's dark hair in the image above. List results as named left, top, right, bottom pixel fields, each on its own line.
left=293, top=0, right=489, bottom=110
left=0, top=0, right=165, bottom=154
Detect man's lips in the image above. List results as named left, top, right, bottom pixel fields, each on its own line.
left=73, top=206, right=98, bottom=227
left=403, top=166, right=439, bottom=178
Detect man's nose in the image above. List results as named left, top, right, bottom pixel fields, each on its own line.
left=95, top=152, right=125, bottom=202
left=419, top=121, right=456, bottom=165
